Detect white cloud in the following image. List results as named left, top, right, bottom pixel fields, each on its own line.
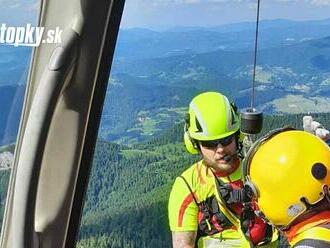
left=262, top=0, right=330, bottom=5
left=122, top=0, right=330, bottom=28
left=310, top=0, right=330, bottom=6
left=0, top=0, right=37, bottom=8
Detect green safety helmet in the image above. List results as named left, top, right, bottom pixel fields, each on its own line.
left=184, top=91, right=240, bottom=154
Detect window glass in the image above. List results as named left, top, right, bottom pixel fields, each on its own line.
left=78, top=1, right=330, bottom=247
left=0, top=0, right=39, bottom=232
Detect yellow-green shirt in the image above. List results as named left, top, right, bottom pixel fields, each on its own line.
left=168, top=160, right=251, bottom=247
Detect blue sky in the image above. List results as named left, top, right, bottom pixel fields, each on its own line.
left=1, top=0, right=330, bottom=28
left=121, top=0, right=330, bottom=29
left=0, top=0, right=38, bottom=25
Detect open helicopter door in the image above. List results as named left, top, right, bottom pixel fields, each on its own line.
left=0, top=0, right=125, bottom=247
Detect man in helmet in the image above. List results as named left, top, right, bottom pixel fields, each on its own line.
left=243, top=128, right=330, bottom=247
left=168, top=92, right=275, bottom=248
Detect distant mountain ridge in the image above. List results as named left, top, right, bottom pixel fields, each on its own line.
left=102, top=32, right=330, bottom=143
left=115, top=18, right=330, bottom=60
left=165, top=18, right=330, bottom=33
left=1, top=19, right=330, bottom=144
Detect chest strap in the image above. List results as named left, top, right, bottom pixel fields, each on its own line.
left=178, top=176, right=234, bottom=236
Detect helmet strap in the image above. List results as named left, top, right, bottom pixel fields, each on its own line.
left=234, top=131, right=244, bottom=160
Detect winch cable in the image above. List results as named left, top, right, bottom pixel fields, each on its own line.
left=241, top=0, right=263, bottom=152
left=251, top=0, right=261, bottom=109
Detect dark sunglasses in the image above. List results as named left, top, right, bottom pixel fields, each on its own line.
left=199, top=134, right=235, bottom=148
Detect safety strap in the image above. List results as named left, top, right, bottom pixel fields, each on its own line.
left=179, top=175, right=199, bottom=205
left=212, top=171, right=243, bottom=209
left=211, top=171, right=240, bottom=226
left=179, top=175, right=235, bottom=238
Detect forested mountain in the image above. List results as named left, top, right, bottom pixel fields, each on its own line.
left=76, top=113, right=330, bottom=248
left=1, top=113, right=330, bottom=246
left=0, top=143, right=15, bottom=227
left=1, top=20, right=330, bottom=145
left=101, top=30, right=330, bottom=144
left=0, top=15, right=329, bottom=248
left=115, top=19, right=330, bottom=60
left=0, top=170, right=10, bottom=227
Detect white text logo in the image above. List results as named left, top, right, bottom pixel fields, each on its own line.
left=0, top=24, right=62, bottom=47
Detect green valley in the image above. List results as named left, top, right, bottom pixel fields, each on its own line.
left=76, top=113, right=330, bottom=248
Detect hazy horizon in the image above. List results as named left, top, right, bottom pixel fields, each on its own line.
left=120, top=17, right=330, bottom=31
left=120, top=0, right=330, bottom=29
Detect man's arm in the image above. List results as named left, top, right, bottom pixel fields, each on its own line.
left=172, top=231, right=197, bottom=248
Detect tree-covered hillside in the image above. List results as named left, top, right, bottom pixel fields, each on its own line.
left=0, top=170, right=10, bottom=227
left=102, top=31, right=330, bottom=144
left=77, top=137, right=198, bottom=248
left=1, top=113, right=330, bottom=245
left=76, top=113, right=330, bottom=248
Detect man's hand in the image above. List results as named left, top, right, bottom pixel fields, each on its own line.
left=240, top=202, right=274, bottom=246
left=172, top=231, right=197, bottom=248
left=303, top=116, right=330, bottom=141
left=240, top=202, right=255, bottom=238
